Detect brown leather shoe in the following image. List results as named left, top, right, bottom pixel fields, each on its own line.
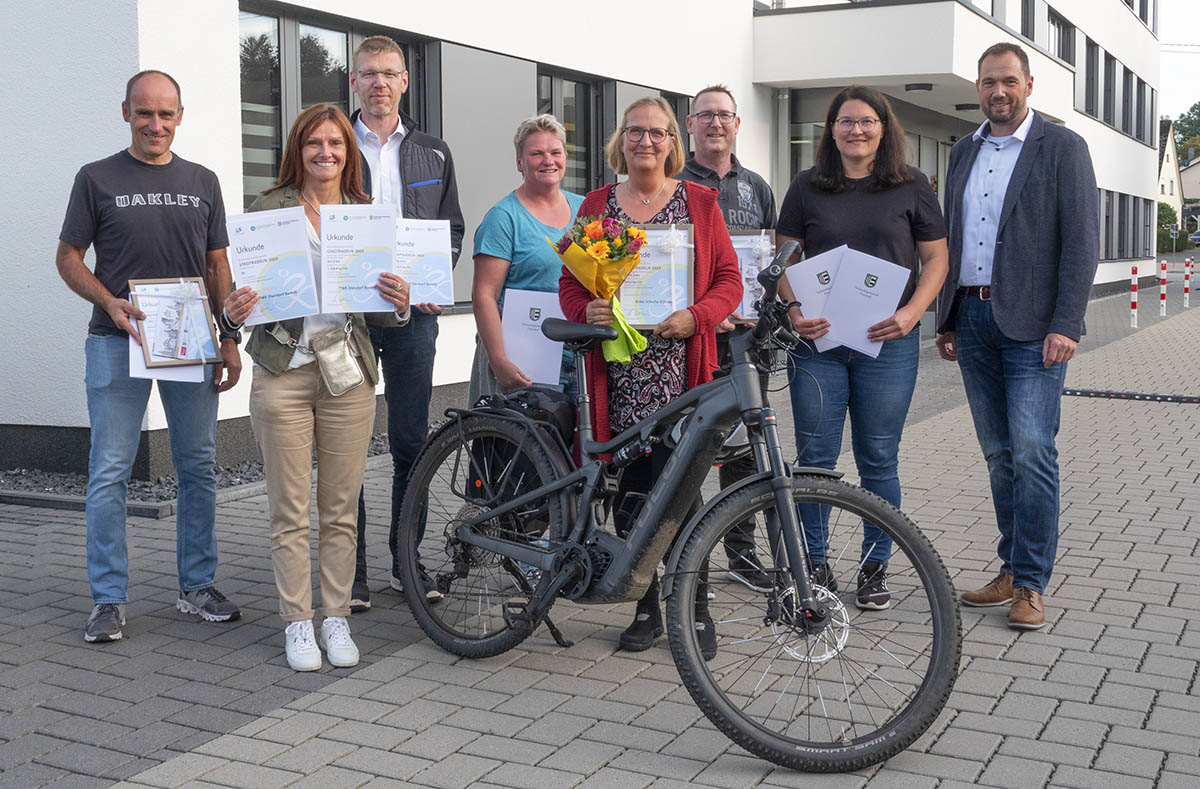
left=960, top=571, right=1013, bottom=607
left=1008, top=587, right=1046, bottom=630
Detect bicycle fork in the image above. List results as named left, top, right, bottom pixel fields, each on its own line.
left=751, top=406, right=831, bottom=631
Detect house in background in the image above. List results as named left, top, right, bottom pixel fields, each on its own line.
left=1159, top=119, right=1184, bottom=222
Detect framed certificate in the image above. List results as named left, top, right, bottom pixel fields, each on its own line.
left=729, top=229, right=775, bottom=320
left=616, top=224, right=695, bottom=329
left=128, top=277, right=221, bottom=368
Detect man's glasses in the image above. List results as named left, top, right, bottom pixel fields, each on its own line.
left=356, top=70, right=405, bottom=82
left=835, top=117, right=881, bottom=132
left=693, top=110, right=737, bottom=125
left=624, top=127, right=673, bottom=144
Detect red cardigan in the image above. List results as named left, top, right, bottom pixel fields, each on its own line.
left=558, top=181, right=743, bottom=444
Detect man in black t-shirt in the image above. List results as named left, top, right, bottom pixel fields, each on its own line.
left=679, top=85, right=777, bottom=593
left=57, top=70, right=243, bottom=643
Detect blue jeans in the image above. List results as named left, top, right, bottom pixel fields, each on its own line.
left=954, top=297, right=1066, bottom=593
left=356, top=311, right=438, bottom=572
left=787, top=330, right=920, bottom=567
left=84, top=334, right=219, bottom=603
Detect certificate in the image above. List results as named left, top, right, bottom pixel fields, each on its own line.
left=729, top=230, right=775, bottom=320
left=395, top=218, right=454, bottom=305
left=783, top=245, right=846, bottom=353
left=226, top=206, right=319, bottom=326
left=321, top=204, right=397, bottom=313
left=616, top=224, right=694, bottom=329
left=128, top=333, right=204, bottom=382
left=128, top=277, right=220, bottom=368
left=500, top=289, right=565, bottom=386
left=819, top=248, right=908, bottom=358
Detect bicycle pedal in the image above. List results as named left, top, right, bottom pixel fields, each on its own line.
left=502, top=601, right=533, bottom=634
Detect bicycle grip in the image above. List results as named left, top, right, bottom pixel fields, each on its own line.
left=753, top=240, right=798, bottom=341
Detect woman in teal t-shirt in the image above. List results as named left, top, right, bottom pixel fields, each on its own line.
left=469, top=114, right=585, bottom=403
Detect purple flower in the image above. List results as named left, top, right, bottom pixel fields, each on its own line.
left=628, top=237, right=644, bottom=254
left=602, top=217, right=621, bottom=239
left=556, top=234, right=572, bottom=255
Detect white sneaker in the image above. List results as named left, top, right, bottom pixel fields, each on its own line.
left=320, top=616, right=360, bottom=667
left=285, top=620, right=322, bottom=671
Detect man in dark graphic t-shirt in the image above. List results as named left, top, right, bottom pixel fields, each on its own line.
left=57, top=70, right=243, bottom=643
left=678, top=85, right=777, bottom=593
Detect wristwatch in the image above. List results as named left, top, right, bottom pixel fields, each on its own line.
left=218, top=309, right=243, bottom=345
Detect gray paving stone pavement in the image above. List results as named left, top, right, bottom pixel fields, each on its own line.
left=1, top=272, right=1198, bottom=787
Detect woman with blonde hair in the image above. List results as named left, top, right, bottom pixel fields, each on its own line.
left=470, top=114, right=584, bottom=401
left=559, top=96, right=742, bottom=656
left=226, top=103, right=411, bottom=671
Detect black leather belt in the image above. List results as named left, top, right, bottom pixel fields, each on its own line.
left=960, top=285, right=991, bottom=301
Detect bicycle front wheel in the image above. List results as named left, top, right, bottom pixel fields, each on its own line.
left=397, top=414, right=568, bottom=659
left=666, top=475, right=960, bottom=772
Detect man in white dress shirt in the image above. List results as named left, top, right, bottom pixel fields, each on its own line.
left=347, top=35, right=464, bottom=611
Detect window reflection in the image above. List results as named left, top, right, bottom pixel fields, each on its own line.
left=299, top=24, right=348, bottom=112
left=239, top=11, right=281, bottom=210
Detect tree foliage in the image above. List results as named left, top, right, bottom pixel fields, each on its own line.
left=1175, top=101, right=1200, bottom=147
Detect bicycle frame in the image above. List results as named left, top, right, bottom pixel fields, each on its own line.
left=452, top=246, right=832, bottom=628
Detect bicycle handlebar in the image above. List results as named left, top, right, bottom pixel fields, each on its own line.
left=752, top=240, right=800, bottom=345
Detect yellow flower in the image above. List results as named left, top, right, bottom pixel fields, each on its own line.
left=610, top=236, right=624, bottom=248
left=586, top=240, right=611, bottom=260
left=626, top=226, right=645, bottom=241
left=584, top=220, right=605, bottom=241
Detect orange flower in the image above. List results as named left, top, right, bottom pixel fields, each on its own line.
left=584, top=220, right=605, bottom=241
left=586, top=240, right=611, bottom=261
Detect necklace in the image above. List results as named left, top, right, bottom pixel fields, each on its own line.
left=625, top=179, right=668, bottom=206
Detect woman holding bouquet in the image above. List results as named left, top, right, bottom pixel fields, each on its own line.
left=469, top=114, right=585, bottom=401
left=558, top=97, right=742, bottom=656
left=229, top=104, right=411, bottom=672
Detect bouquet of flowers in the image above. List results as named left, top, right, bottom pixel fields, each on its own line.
left=550, top=216, right=648, bottom=363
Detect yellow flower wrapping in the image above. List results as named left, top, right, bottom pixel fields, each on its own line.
left=548, top=238, right=648, bottom=363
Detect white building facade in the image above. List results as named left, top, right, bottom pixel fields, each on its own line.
left=0, top=0, right=1161, bottom=475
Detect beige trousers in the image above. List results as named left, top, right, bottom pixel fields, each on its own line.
left=249, top=362, right=375, bottom=622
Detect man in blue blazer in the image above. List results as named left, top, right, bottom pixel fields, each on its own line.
left=935, top=43, right=1098, bottom=630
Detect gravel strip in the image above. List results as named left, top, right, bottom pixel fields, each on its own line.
left=1, top=434, right=392, bottom=503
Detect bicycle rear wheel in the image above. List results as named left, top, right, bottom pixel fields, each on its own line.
left=666, top=475, right=960, bottom=772
left=397, top=414, right=568, bottom=659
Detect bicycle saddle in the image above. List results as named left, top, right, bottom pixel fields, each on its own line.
left=541, top=318, right=618, bottom=345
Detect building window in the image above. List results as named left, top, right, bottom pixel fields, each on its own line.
left=1103, top=54, right=1116, bottom=125
left=1136, top=79, right=1147, bottom=142
left=238, top=4, right=421, bottom=210
left=1020, top=0, right=1035, bottom=39
left=1048, top=10, right=1075, bottom=65
left=538, top=71, right=596, bottom=194
left=1084, top=39, right=1099, bottom=117
left=1121, top=68, right=1134, bottom=134
left=239, top=11, right=282, bottom=210
left=1143, top=199, right=1154, bottom=256
left=1118, top=193, right=1130, bottom=258
left=1103, top=190, right=1115, bottom=260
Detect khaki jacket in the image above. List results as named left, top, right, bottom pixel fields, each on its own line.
left=243, top=187, right=406, bottom=384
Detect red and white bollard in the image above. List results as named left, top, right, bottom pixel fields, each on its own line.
left=1160, top=260, right=1167, bottom=317
left=1186, top=259, right=1191, bottom=309
left=1130, top=264, right=1138, bottom=327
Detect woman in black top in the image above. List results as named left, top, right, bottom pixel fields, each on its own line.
left=776, top=86, right=948, bottom=611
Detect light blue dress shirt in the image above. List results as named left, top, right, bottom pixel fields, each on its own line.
left=959, top=110, right=1035, bottom=286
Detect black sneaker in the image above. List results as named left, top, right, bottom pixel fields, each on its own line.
left=84, top=603, right=126, bottom=643
left=618, top=607, right=663, bottom=652
left=392, top=565, right=444, bottom=603
left=726, top=550, right=773, bottom=593
left=177, top=587, right=240, bottom=622
left=856, top=562, right=891, bottom=610
left=695, top=610, right=718, bottom=661
left=350, top=565, right=371, bottom=613
left=808, top=560, right=838, bottom=593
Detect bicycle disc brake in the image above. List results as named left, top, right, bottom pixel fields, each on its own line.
left=768, top=584, right=850, bottom=664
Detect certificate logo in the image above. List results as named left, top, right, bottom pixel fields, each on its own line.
left=328, top=213, right=336, bottom=221
left=864, top=274, right=878, bottom=288
left=817, top=270, right=831, bottom=286
left=528, top=308, right=542, bottom=321
left=234, top=226, right=242, bottom=234
left=249, top=225, right=256, bottom=232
